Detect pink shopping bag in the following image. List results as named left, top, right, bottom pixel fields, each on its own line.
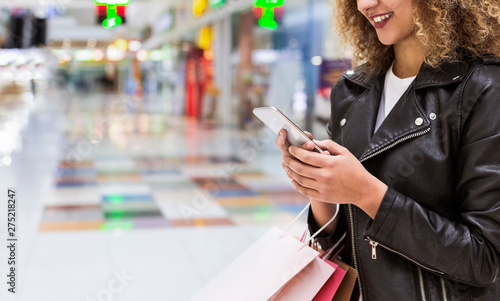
left=312, top=260, right=347, bottom=301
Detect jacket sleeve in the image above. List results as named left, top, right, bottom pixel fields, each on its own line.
left=364, top=65, right=500, bottom=287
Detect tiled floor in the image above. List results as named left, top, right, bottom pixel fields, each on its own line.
left=1, top=91, right=310, bottom=301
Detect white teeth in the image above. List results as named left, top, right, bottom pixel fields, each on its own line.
left=373, top=13, right=392, bottom=23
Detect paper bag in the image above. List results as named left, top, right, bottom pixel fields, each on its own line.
left=331, top=259, right=357, bottom=301
left=312, top=260, right=347, bottom=301
left=189, top=227, right=333, bottom=301
left=270, top=256, right=336, bottom=301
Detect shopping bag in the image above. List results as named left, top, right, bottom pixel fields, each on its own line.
left=309, top=230, right=357, bottom=301
left=189, top=226, right=332, bottom=301
left=331, top=259, right=357, bottom=301
left=189, top=203, right=340, bottom=301
left=272, top=229, right=347, bottom=301
left=270, top=256, right=337, bottom=301
left=312, top=260, right=346, bottom=301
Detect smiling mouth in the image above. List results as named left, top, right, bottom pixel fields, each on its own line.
left=373, top=13, right=393, bottom=23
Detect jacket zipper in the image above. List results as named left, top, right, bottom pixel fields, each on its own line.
left=348, top=204, right=364, bottom=301
left=349, top=127, right=432, bottom=300
left=440, top=277, right=448, bottom=301
left=365, top=237, right=445, bottom=275
left=418, top=267, right=427, bottom=301
left=359, top=128, right=431, bottom=163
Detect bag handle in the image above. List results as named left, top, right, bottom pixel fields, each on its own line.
left=319, top=232, right=346, bottom=260
left=281, top=202, right=340, bottom=249
left=301, top=203, right=339, bottom=249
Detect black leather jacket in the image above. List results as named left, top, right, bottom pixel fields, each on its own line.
left=309, top=55, right=500, bottom=300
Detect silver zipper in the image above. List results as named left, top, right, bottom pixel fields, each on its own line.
left=360, top=128, right=431, bottom=163
left=369, top=239, right=378, bottom=260
left=418, top=267, right=427, bottom=301
left=440, top=277, right=448, bottom=301
left=349, top=204, right=364, bottom=301
left=365, top=237, right=444, bottom=275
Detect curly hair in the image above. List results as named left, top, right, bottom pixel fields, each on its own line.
left=335, top=0, right=500, bottom=73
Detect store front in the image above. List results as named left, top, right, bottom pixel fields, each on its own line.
left=141, top=0, right=352, bottom=132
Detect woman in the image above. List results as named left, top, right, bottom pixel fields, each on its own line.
left=277, top=0, right=500, bottom=300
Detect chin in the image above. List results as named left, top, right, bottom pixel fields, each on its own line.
left=375, top=34, right=396, bottom=46
left=377, top=39, right=394, bottom=46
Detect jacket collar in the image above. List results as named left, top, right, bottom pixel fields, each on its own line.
left=337, top=59, right=472, bottom=161
left=343, top=59, right=472, bottom=90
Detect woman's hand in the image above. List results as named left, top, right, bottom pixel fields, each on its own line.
left=275, top=129, right=329, bottom=179
left=281, top=135, right=388, bottom=219
left=276, top=129, right=339, bottom=232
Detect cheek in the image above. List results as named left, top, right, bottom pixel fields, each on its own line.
left=356, top=0, right=369, bottom=16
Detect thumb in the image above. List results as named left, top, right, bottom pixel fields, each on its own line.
left=315, top=140, right=347, bottom=156
left=303, top=131, right=313, bottom=140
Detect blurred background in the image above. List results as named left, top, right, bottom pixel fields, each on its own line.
left=0, top=0, right=352, bottom=300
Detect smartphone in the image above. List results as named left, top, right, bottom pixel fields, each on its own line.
left=253, top=106, right=324, bottom=153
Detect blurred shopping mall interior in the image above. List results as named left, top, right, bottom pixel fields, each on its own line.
left=0, top=0, right=352, bottom=300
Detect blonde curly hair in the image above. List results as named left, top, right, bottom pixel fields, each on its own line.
left=335, top=0, right=500, bottom=73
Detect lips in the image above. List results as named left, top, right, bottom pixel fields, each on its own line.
left=371, top=12, right=393, bottom=29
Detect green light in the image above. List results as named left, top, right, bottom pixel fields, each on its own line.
left=109, top=211, right=125, bottom=218
left=255, top=0, right=284, bottom=30
left=258, top=8, right=278, bottom=30
left=107, top=194, right=125, bottom=203
left=103, top=5, right=122, bottom=29
left=254, top=0, right=284, bottom=8
left=94, top=0, right=130, bottom=5
left=253, top=206, right=272, bottom=221
left=100, top=220, right=134, bottom=230
left=103, top=16, right=122, bottom=28
left=209, top=0, right=225, bottom=8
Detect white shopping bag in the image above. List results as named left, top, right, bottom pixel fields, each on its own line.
left=269, top=256, right=338, bottom=301
left=189, top=203, right=339, bottom=301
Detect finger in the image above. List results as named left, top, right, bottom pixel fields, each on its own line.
left=303, top=131, right=313, bottom=140
left=284, top=152, right=321, bottom=178
left=281, top=162, right=293, bottom=180
left=276, top=129, right=291, bottom=153
left=291, top=179, right=321, bottom=199
left=287, top=166, right=318, bottom=190
left=288, top=145, right=329, bottom=168
left=301, top=141, right=317, bottom=152
left=314, top=140, right=347, bottom=156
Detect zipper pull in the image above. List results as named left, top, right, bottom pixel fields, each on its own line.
left=368, top=238, right=378, bottom=260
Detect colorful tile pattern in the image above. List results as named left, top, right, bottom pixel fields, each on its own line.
left=40, top=96, right=310, bottom=232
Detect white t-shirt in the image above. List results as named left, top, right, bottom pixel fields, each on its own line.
left=374, top=64, right=416, bottom=133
